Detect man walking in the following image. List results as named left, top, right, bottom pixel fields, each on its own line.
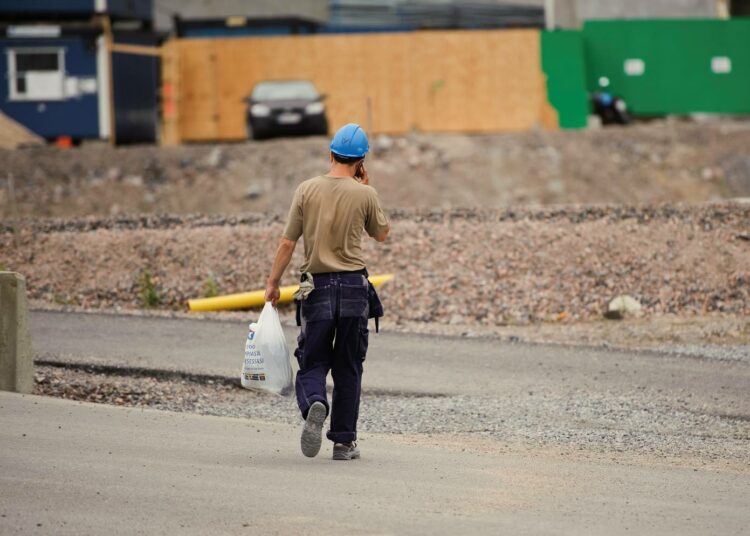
left=264, top=123, right=390, bottom=460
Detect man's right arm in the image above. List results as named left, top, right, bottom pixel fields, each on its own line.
left=264, top=237, right=297, bottom=306
left=265, top=186, right=303, bottom=306
left=374, top=225, right=390, bottom=242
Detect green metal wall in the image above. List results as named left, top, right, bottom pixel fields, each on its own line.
left=541, top=31, right=589, bottom=128
left=541, top=19, right=750, bottom=127
left=582, top=19, right=750, bottom=115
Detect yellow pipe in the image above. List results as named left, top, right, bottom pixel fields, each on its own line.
left=188, top=274, right=395, bottom=312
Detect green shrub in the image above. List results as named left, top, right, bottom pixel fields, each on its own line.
left=204, top=277, right=219, bottom=298
left=53, top=294, right=73, bottom=306
left=138, top=270, right=160, bottom=308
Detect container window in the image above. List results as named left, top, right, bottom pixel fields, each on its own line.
left=7, top=48, right=65, bottom=101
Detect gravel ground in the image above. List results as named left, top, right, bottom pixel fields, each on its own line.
left=651, top=344, right=750, bottom=363
left=34, top=365, right=750, bottom=467
left=3, top=120, right=750, bottom=219
left=4, top=203, right=749, bottom=327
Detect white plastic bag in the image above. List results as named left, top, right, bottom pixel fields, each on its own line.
left=240, top=302, right=293, bottom=396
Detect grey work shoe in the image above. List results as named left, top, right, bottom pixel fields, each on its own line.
left=332, top=442, right=360, bottom=461
left=300, top=402, right=327, bottom=458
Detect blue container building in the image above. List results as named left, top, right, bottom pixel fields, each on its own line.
left=0, top=0, right=160, bottom=143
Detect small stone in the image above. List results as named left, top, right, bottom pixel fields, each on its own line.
left=206, top=147, right=225, bottom=169
left=449, top=314, right=465, bottom=325
left=547, top=180, right=565, bottom=195
left=605, top=295, right=642, bottom=320
left=125, top=175, right=144, bottom=187
left=245, top=184, right=264, bottom=200
left=107, top=167, right=122, bottom=181
left=374, top=134, right=393, bottom=152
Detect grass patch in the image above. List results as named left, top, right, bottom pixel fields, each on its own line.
left=204, top=277, right=219, bottom=298
left=138, top=270, right=161, bottom=308
left=53, top=294, right=76, bottom=306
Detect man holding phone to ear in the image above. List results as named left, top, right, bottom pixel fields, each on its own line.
left=264, top=123, right=390, bottom=461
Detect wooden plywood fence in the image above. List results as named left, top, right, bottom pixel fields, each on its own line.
left=162, top=30, right=557, bottom=144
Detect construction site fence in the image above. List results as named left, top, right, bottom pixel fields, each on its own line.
left=161, top=29, right=557, bottom=143
left=161, top=19, right=750, bottom=143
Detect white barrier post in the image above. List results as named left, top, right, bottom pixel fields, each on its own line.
left=0, top=272, right=33, bottom=393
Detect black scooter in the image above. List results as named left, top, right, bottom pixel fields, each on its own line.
left=592, top=91, right=631, bottom=125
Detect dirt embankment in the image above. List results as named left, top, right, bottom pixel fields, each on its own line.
left=1, top=121, right=750, bottom=220
left=2, top=204, right=748, bottom=330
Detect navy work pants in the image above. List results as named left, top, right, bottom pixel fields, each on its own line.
left=295, top=271, right=369, bottom=444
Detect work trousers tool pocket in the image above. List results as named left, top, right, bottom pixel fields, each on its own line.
left=295, top=270, right=384, bottom=334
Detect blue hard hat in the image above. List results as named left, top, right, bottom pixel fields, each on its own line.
left=330, top=123, right=369, bottom=158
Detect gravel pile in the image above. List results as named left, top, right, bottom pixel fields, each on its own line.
left=2, top=120, right=750, bottom=220
left=3, top=202, right=749, bottom=325
left=4, top=202, right=745, bottom=234
left=34, top=365, right=750, bottom=463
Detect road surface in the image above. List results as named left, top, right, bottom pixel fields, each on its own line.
left=30, top=311, right=750, bottom=413
left=0, top=310, right=746, bottom=534
left=1, top=391, right=748, bottom=535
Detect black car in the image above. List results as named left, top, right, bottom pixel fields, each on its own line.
left=245, top=80, right=328, bottom=140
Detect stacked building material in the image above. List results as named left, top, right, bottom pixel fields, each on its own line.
left=328, top=0, right=544, bottom=29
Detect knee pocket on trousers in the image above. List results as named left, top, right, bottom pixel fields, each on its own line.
left=359, top=319, right=369, bottom=361
left=294, top=329, right=306, bottom=367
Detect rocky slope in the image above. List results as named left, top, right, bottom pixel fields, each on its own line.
left=3, top=203, right=748, bottom=327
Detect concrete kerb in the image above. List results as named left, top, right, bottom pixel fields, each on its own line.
left=0, top=272, right=33, bottom=393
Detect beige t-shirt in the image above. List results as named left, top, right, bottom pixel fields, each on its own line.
left=283, top=175, right=390, bottom=274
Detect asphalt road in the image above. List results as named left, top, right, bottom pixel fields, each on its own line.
left=31, top=311, right=750, bottom=415
left=2, top=392, right=749, bottom=536
left=5, top=310, right=748, bottom=534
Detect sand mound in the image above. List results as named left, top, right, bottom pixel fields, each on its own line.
left=0, top=111, right=43, bottom=149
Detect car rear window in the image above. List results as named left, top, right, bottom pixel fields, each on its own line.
left=251, top=81, right=319, bottom=101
